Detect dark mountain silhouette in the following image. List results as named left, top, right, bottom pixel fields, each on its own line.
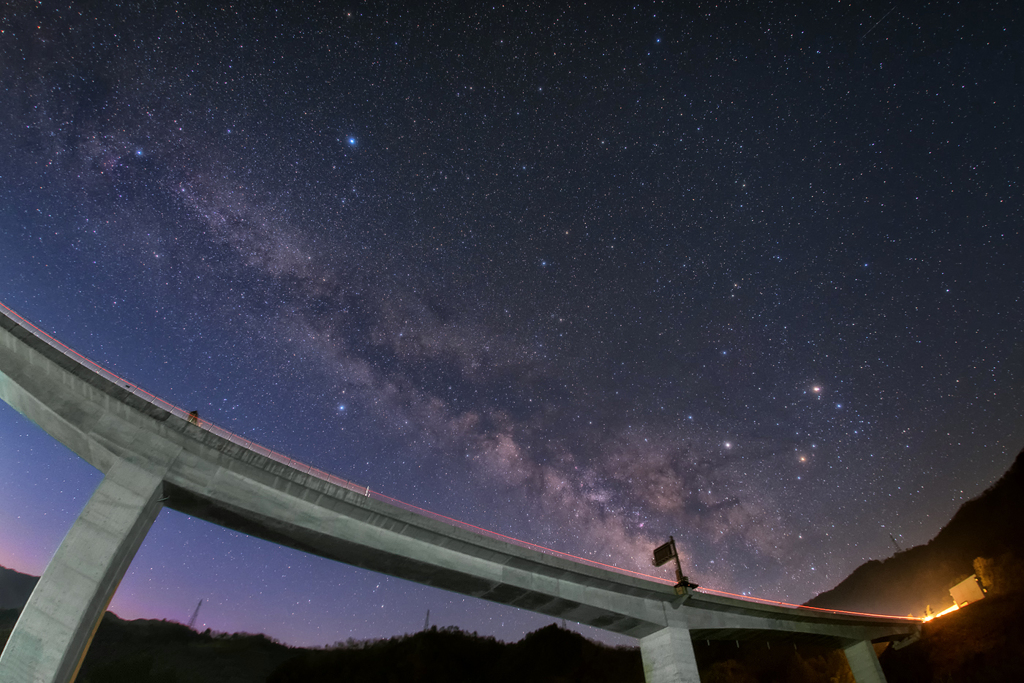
left=267, top=623, right=645, bottom=683
left=0, top=565, right=37, bottom=610
left=0, top=604, right=863, bottom=683
left=1, top=608, right=296, bottom=683
left=879, top=587, right=1024, bottom=683
left=808, top=447, right=1024, bottom=616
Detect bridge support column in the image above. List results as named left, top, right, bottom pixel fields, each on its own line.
left=640, top=626, right=700, bottom=683
left=843, top=639, right=887, bottom=683
left=0, top=459, right=164, bottom=683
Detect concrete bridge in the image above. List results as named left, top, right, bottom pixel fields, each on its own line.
left=0, top=302, right=918, bottom=682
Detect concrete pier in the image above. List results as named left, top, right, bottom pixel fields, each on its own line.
left=640, top=626, right=701, bottom=683
left=844, top=639, right=887, bottom=683
left=0, top=460, right=164, bottom=683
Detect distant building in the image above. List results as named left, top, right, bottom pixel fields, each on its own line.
left=949, top=574, right=986, bottom=606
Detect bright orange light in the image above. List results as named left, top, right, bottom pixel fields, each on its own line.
left=921, top=603, right=960, bottom=623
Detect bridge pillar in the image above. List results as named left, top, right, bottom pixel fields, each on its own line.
left=0, top=459, right=164, bottom=683
left=843, top=639, right=887, bottom=683
left=640, top=625, right=700, bottom=683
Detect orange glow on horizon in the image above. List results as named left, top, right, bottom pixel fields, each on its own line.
left=921, top=602, right=960, bottom=623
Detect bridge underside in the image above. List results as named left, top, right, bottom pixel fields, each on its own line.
left=162, top=481, right=657, bottom=636
left=164, top=484, right=906, bottom=650
left=163, top=480, right=909, bottom=650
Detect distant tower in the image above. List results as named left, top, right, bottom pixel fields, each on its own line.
left=187, top=599, right=203, bottom=630
left=424, top=609, right=430, bottom=631
left=889, top=534, right=903, bottom=553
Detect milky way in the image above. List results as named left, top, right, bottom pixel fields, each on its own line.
left=1, top=1, right=1021, bottom=646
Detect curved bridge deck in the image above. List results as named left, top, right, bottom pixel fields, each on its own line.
left=0, top=302, right=918, bottom=683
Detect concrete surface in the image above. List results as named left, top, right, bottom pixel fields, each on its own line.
left=641, top=626, right=701, bottom=683
left=843, top=639, right=887, bottom=683
left=0, top=460, right=164, bottom=683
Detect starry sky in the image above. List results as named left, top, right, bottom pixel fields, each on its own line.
left=1, top=0, right=1022, bottom=648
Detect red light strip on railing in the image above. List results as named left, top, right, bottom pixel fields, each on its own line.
left=0, top=301, right=923, bottom=623
left=695, top=586, right=922, bottom=621
left=368, top=489, right=677, bottom=583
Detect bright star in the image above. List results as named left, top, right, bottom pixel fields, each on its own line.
left=338, top=404, right=347, bottom=412
left=347, top=137, right=357, bottom=146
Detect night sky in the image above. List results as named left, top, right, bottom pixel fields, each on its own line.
left=1, top=1, right=1022, bottom=648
